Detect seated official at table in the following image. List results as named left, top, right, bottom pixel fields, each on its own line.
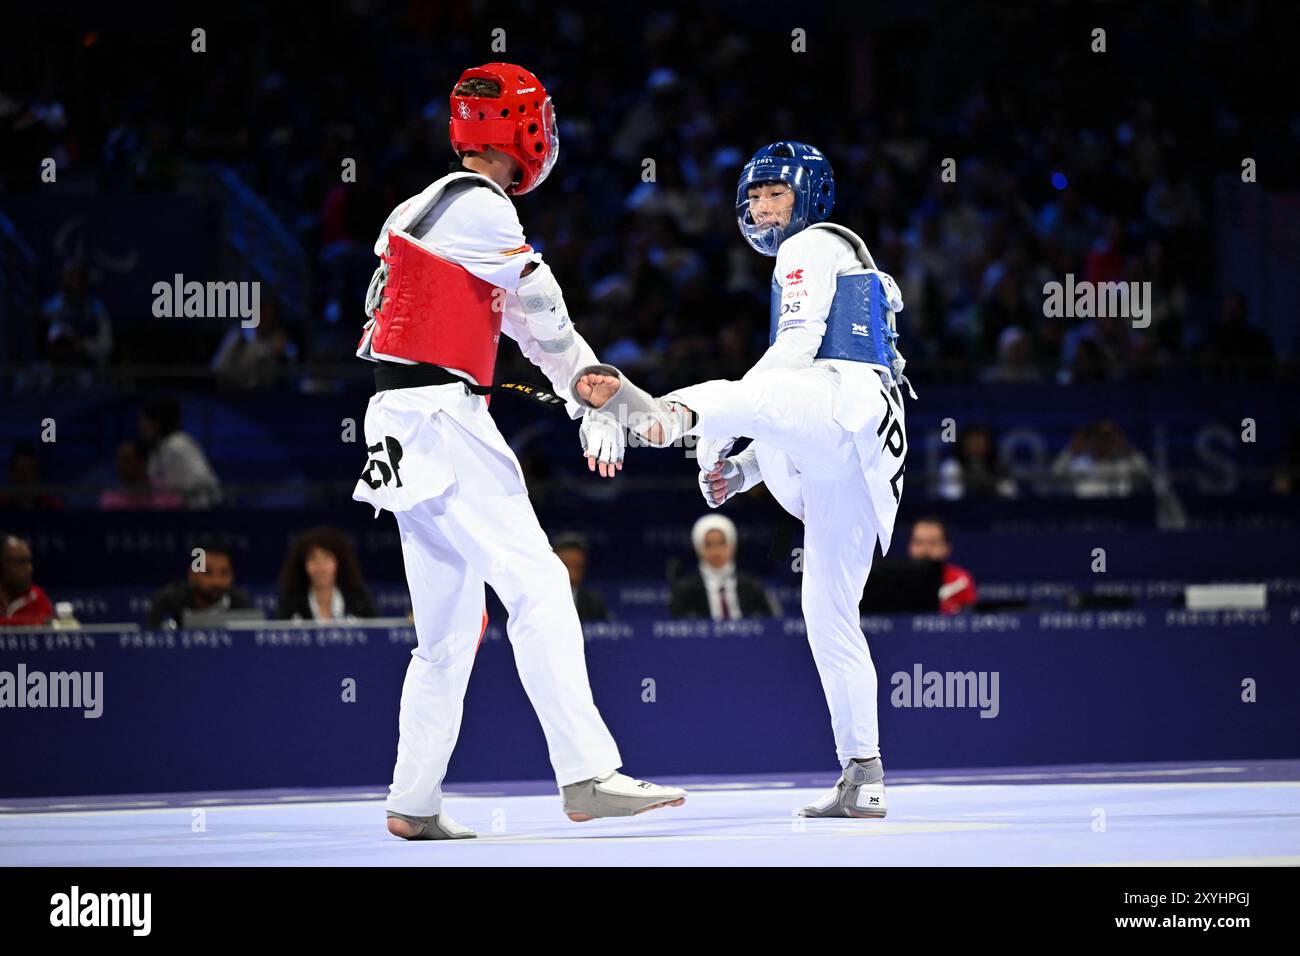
left=149, top=539, right=254, bottom=628
left=0, top=533, right=55, bottom=627
left=275, top=526, right=377, bottom=622
left=552, top=532, right=611, bottom=622
left=670, top=514, right=781, bottom=621
left=907, top=517, right=977, bottom=614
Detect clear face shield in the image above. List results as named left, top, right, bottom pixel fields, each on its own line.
left=735, top=168, right=809, bottom=256
left=530, top=97, right=559, bottom=191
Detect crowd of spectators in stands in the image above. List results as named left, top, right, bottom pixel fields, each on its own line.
left=1, top=4, right=1294, bottom=630
left=2, top=3, right=1290, bottom=395
left=1, top=511, right=989, bottom=629
left=5, top=402, right=1298, bottom=511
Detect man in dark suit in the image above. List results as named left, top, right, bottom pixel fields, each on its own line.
left=149, top=539, right=254, bottom=628
left=670, top=514, right=780, bottom=620
left=552, top=532, right=610, bottom=622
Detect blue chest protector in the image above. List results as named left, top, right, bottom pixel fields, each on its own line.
left=769, top=271, right=901, bottom=368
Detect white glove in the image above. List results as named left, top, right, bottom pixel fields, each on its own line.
left=699, top=447, right=762, bottom=508
left=580, top=409, right=624, bottom=478
left=695, top=435, right=738, bottom=473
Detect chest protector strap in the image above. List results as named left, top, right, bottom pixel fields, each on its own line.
left=357, top=172, right=510, bottom=385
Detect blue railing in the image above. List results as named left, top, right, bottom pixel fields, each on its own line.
left=209, top=164, right=309, bottom=321
left=0, top=209, right=38, bottom=366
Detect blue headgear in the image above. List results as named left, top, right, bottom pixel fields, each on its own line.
left=735, top=141, right=835, bottom=256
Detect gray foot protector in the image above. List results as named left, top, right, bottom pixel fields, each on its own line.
left=387, top=810, right=476, bottom=840
left=567, top=363, right=690, bottom=448
left=561, top=774, right=678, bottom=818
left=801, top=758, right=887, bottom=818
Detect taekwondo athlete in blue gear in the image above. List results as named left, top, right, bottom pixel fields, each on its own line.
left=570, top=141, right=914, bottom=817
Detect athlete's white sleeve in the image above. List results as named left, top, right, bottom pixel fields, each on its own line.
left=413, top=183, right=596, bottom=418
left=501, top=272, right=600, bottom=421
left=414, top=184, right=541, bottom=292
left=743, top=229, right=841, bottom=378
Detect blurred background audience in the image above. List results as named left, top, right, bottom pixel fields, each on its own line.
left=552, top=532, right=610, bottom=622
left=137, top=397, right=222, bottom=509
left=0, top=1, right=1294, bottom=630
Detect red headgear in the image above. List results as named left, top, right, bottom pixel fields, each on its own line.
left=449, top=63, right=558, bottom=196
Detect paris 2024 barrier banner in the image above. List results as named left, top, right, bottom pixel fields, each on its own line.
left=1, top=607, right=1297, bottom=798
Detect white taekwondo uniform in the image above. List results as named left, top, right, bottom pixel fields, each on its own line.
left=668, top=223, right=909, bottom=765
left=353, top=171, right=622, bottom=816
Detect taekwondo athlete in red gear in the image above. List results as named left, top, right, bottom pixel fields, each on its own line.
left=354, top=64, right=685, bottom=840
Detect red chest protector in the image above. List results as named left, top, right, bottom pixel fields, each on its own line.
left=360, top=230, right=503, bottom=385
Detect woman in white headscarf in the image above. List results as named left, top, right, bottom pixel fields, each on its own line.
left=670, top=514, right=781, bottom=620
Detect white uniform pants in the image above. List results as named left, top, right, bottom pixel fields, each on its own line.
left=365, top=389, right=622, bottom=817
left=670, top=364, right=902, bottom=764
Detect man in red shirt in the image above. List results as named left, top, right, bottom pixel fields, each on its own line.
left=907, top=518, right=977, bottom=614
left=0, top=534, right=55, bottom=626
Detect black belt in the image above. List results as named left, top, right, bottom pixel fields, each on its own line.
left=768, top=510, right=802, bottom=561
left=373, top=362, right=567, bottom=408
